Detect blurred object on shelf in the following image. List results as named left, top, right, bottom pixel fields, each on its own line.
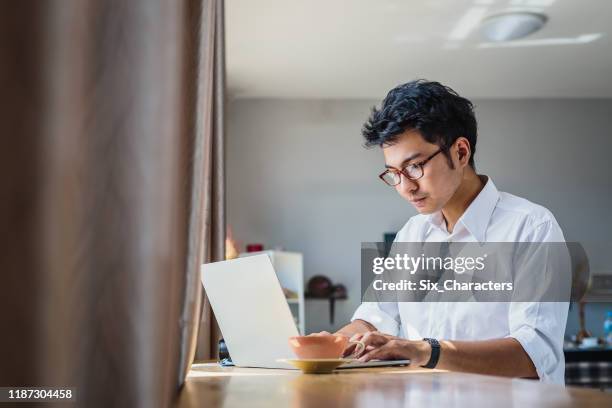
left=246, top=243, right=264, bottom=252
left=576, top=301, right=593, bottom=344
left=578, top=337, right=600, bottom=349
left=306, top=275, right=333, bottom=298
left=225, top=237, right=240, bottom=259
left=225, top=225, right=240, bottom=259
left=283, top=287, right=298, bottom=299
left=605, top=311, right=612, bottom=346
left=331, top=284, right=347, bottom=299
left=306, top=276, right=347, bottom=324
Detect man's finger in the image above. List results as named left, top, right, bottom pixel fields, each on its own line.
left=342, top=342, right=358, bottom=357
left=358, top=346, right=392, bottom=362
left=360, top=331, right=388, bottom=348
left=342, top=332, right=382, bottom=357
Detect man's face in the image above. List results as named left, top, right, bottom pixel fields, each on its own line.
left=382, top=130, right=462, bottom=214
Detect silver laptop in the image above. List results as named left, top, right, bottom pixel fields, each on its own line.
left=201, top=254, right=409, bottom=369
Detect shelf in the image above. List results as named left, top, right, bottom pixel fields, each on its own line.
left=305, top=295, right=347, bottom=301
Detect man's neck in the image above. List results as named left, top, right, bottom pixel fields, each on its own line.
left=441, top=170, right=486, bottom=233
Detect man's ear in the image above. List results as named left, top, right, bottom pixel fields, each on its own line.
left=456, top=137, right=471, bottom=166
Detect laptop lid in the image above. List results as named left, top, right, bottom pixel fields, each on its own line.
left=201, top=254, right=299, bottom=369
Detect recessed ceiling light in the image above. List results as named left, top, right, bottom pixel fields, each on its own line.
left=480, top=12, right=547, bottom=42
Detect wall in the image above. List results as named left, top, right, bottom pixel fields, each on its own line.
left=227, top=98, right=612, bottom=335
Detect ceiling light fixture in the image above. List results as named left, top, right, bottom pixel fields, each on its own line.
left=480, top=12, right=547, bottom=42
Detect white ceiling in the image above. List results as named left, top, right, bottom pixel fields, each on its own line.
left=226, top=0, right=612, bottom=99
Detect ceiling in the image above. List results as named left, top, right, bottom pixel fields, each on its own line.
left=226, top=0, right=612, bottom=99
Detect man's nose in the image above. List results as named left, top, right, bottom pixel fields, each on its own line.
left=397, top=175, right=418, bottom=193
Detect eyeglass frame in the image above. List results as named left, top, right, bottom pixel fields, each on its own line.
left=378, top=149, right=443, bottom=186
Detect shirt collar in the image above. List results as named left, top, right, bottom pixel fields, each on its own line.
left=427, top=176, right=500, bottom=243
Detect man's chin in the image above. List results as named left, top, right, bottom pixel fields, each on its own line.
left=411, top=200, right=438, bottom=214
left=414, top=206, right=435, bottom=214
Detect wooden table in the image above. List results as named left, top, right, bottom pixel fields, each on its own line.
left=175, top=363, right=612, bottom=408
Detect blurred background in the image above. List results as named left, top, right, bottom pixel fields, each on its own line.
left=223, top=0, right=612, bottom=341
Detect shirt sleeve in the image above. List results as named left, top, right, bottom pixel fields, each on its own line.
left=351, top=301, right=401, bottom=336
left=507, top=302, right=568, bottom=384
left=507, top=218, right=570, bottom=385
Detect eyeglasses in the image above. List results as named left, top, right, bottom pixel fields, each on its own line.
left=379, top=149, right=443, bottom=186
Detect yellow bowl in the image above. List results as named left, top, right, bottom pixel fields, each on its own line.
left=278, top=358, right=351, bottom=374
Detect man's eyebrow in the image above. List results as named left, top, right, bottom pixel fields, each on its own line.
left=385, top=152, right=423, bottom=169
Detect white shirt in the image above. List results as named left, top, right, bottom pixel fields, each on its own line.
left=352, top=176, right=569, bottom=384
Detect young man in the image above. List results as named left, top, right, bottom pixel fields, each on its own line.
left=334, top=80, right=568, bottom=384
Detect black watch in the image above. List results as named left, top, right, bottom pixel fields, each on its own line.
left=421, top=338, right=440, bottom=369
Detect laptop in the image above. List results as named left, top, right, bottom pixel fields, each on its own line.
left=201, top=254, right=410, bottom=369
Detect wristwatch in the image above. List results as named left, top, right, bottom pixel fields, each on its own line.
left=421, top=338, right=441, bottom=369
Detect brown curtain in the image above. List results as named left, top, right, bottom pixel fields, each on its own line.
left=193, top=0, right=226, bottom=362
left=178, top=0, right=226, bottom=376
left=1, top=0, right=224, bottom=406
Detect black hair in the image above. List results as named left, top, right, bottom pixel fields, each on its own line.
left=362, top=79, right=477, bottom=168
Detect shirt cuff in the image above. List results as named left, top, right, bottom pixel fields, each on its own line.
left=507, top=325, right=561, bottom=384
left=351, top=303, right=400, bottom=336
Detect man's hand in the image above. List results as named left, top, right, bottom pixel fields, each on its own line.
left=350, top=331, right=431, bottom=365
left=309, top=319, right=380, bottom=357
left=340, top=331, right=390, bottom=357
left=312, top=331, right=539, bottom=378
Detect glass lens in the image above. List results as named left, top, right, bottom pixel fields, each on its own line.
left=404, top=164, right=423, bottom=180
left=381, top=171, right=400, bottom=186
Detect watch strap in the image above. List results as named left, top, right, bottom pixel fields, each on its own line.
left=422, top=338, right=440, bottom=369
